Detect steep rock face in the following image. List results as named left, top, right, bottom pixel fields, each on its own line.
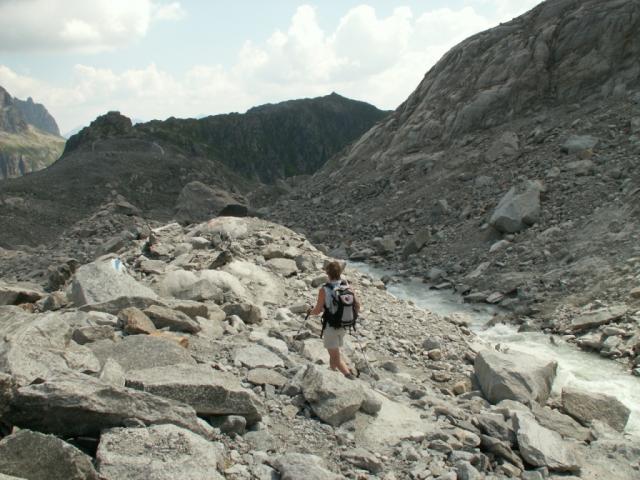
left=0, top=86, right=64, bottom=179
left=13, top=96, right=61, bottom=136
left=271, top=0, right=640, bottom=334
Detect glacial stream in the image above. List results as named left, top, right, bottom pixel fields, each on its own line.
left=353, top=263, right=640, bottom=438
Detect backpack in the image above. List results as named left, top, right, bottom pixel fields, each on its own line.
left=321, top=280, right=358, bottom=337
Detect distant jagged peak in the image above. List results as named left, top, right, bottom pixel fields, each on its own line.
left=64, top=111, right=134, bottom=153
left=0, top=85, right=61, bottom=136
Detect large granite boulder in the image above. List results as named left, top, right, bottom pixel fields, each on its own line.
left=561, top=387, right=630, bottom=432
left=88, top=335, right=196, bottom=372
left=70, top=258, right=157, bottom=307
left=0, top=308, right=82, bottom=385
left=474, top=349, right=557, bottom=405
left=300, top=365, right=367, bottom=427
left=0, top=429, right=101, bottom=480
left=156, top=269, right=236, bottom=304
left=125, top=364, right=262, bottom=424
left=513, top=412, right=580, bottom=472
left=97, top=424, right=224, bottom=480
left=489, top=180, right=542, bottom=233
left=8, top=371, right=208, bottom=437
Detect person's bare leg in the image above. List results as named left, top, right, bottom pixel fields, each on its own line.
left=328, top=348, right=351, bottom=376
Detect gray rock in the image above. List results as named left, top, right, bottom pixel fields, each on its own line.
left=125, top=364, right=262, bottom=424
left=531, top=404, right=591, bottom=442
left=486, top=131, right=519, bottom=161
left=513, top=412, right=580, bottom=472
left=223, top=302, right=262, bottom=325
left=8, top=371, right=209, bottom=437
left=97, top=424, right=224, bottom=480
left=341, top=448, right=383, bottom=473
left=476, top=413, right=515, bottom=444
left=88, top=335, right=196, bottom=372
left=403, top=229, right=431, bottom=257
left=98, top=358, right=126, bottom=388
left=0, top=308, right=76, bottom=384
left=234, top=345, right=284, bottom=369
left=144, top=305, right=201, bottom=333
left=79, top=296, right=166, bottom=315
left=0, top=429, right=101, bottom=480
left=212, top=415, right=246, bottom=435
left=569, top=305, right=627, bottom=333
left=262, top=244, right=300, bottom=260
left=118, top=307, right=156, bottom=335
left=165, top=299, right=209, bottom=319
left=266, top=258, right=298, bottom=277
left=273, top=453, right=342, bottom=480
left=455, top=460, right=482, bottom=480
left=0, top=281, right=44, bottom=305
left=474, top=349, right=557, bottom=404
left=479, top=434, right=523, bottom=470
left=561, top=135, right=599, bottom=154
left=489, top=180, right=542, bottom=233
left=300, top=365, right=366, bottom=426
left=70, top=258, right=157, bottom=307
left=72, top=325, right=116, bottom=345
left=247, top=368, right=288, bottom=388
left=561, top=387, right=630, bottom=432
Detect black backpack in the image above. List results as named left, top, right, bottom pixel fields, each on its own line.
left=321, top=281, right=358, bottom=336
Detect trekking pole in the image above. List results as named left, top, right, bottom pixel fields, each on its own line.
left=295, top=310, right=311, bottom=338
left=353, top=332, right=380, bottom=381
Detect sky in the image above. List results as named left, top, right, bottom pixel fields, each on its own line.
left=0, top=0, right=543, bottom=135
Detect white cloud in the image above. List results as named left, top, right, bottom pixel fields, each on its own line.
left=0, top=0, right=185, bottom=53
left=0, top=2, right=544, bottom=133
left=153, top=2, right=186, bottom=21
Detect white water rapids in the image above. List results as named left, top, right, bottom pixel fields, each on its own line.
left=353, top=263, right=640, bottom=438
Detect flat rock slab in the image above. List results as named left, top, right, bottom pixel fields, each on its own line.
left=0, top=429, right=101, bottom=480
left=234, top=345, right=284, bottom=369
left=8, top=371, right=207, bottom=438
left=70, top=258, right=157, bottom=307
left=514, top=412, right=580, bottom=472
left=247, top=368, right=288, bottom=387
left=79, top=296, right=166, bottom=315
left=125, top=364, right=262, bottom=424
left=562, top=387, right=630, bottom=432
left=97, top=424, right=224, bottom=480
left=301, top=365, right=366, bottom=427
left=474, top=349, right=557, bottom=404
left=88, top=335, right=196, bottom=372
left=355, top=394, right=432, bottom=448
left=569, top=305, right=627, bottom=333
left=531, top=404, right=591, bottom=442
left=273, top=453, right=343, bottom=480
left=144, top=305, right=201, bottom=333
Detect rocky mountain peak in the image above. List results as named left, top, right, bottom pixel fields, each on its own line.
left=64, top=111, right=134, bottom=154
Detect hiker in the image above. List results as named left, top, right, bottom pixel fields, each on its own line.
left=307, top=261, right=360, bottom=378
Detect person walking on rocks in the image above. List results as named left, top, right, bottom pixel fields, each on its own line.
left=308, top=261, right=359, bottom=378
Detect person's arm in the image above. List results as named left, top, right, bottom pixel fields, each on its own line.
left=309, top=288, right=325, bottom=316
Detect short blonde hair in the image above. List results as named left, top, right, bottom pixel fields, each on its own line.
left=324, top=261, right=342, bottom=280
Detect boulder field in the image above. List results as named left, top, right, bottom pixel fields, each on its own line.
left=0, top=216, right=638, bottom=479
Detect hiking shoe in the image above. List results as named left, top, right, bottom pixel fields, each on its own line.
left=345, top=373, right=356, bottom=380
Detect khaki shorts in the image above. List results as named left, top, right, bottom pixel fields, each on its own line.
left=323, top=326, right=346, bottom=349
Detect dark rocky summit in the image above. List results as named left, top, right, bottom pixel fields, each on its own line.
left=270, top=0, right=640, bottom=369
left=0, top=86, right=65, bottom=179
